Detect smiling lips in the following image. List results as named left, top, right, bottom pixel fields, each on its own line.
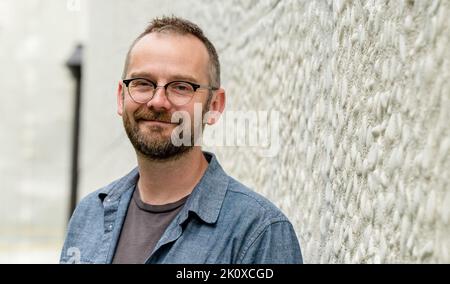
left=139, top=119, right=178, bottom=126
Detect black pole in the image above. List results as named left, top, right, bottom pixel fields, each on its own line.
left=66, top=44, right=83, bottom=220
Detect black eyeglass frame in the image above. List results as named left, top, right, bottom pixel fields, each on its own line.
left=122, top=77, right=219, bottom=105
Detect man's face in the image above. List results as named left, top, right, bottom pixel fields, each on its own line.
left=117, top=32, right=212, bottom=160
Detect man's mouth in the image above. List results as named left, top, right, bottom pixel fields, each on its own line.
left=138, top=119, right=178, bottom=126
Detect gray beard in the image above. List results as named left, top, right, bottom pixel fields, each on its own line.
left=122, top=94, right=211, bottom=161
left=123, top=115, right=194, bottom=161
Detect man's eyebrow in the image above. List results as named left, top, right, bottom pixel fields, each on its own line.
left=128, top=72, right=200, bottom=83
left=128, top=72, right=155, bottom=79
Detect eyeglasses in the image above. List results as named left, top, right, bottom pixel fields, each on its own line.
left=122, top=78, right=218, bottom=106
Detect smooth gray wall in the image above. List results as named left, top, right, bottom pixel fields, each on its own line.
left=0, top=0, right=86, bottom=263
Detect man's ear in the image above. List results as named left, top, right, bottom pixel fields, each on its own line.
left=206, top=88, right=226, bottom=125
left=117, top=81, right=124, bottom=116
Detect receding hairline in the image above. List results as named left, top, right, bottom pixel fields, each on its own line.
left=122, top=28, right=220, bottom=88
left=132, top=30, right=211, bottom=59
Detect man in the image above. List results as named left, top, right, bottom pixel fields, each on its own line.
left=60, top=16, right=302, bottom=264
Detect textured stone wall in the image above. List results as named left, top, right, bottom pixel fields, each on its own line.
left=81, top=0, right=450, bottom=263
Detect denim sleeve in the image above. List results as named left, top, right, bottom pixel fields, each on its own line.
left=238, top=220, right=303, bottom=264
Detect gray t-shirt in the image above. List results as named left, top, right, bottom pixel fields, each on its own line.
left=112, top=186, right=189, bottom=264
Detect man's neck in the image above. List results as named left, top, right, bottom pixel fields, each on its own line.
left=136, top=148, right=209, bottom=205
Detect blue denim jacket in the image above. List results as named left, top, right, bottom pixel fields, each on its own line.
left=60, top=152, right=302, bottom=264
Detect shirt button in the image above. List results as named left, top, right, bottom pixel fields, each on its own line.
left=108, top=224, right=113, bottom=231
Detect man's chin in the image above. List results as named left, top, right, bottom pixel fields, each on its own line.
left=125, top=119, right=193, bottom=161
left=135, top=142, right=193, bottom=161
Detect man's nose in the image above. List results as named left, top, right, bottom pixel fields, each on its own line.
left=146, top=86, right=171, bottom=110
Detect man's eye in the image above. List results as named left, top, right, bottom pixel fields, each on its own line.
left=134, top=81, right=151, bottom=87
left=176, top=85, right=188, bottom=91
left=171, top=83, right=192, bottom=92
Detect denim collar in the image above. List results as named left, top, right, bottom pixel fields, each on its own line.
left=97, top=151, right=229, bottom=225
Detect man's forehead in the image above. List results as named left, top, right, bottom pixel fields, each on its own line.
left=127, top=32, right=210, bottom=77
left=131, top=32, right=209, bottom=58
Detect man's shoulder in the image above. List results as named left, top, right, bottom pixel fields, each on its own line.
left=74, top=167, right=139, bottom=213
left=223, top=177, right=290, bottom=224
left=219, top=177, right=302, bottom=264
left=75, top=180, right=118, bottom=207
left=69, top=183, right=113, bottom=220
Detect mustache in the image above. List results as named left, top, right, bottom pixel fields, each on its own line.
left=134, top=108, right=176, bottom=124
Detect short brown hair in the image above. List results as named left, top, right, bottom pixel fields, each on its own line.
left=122, top=16, right=221, bottom=88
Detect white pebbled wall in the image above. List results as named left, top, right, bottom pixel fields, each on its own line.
left=81, top=0, right=450, bottom=263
